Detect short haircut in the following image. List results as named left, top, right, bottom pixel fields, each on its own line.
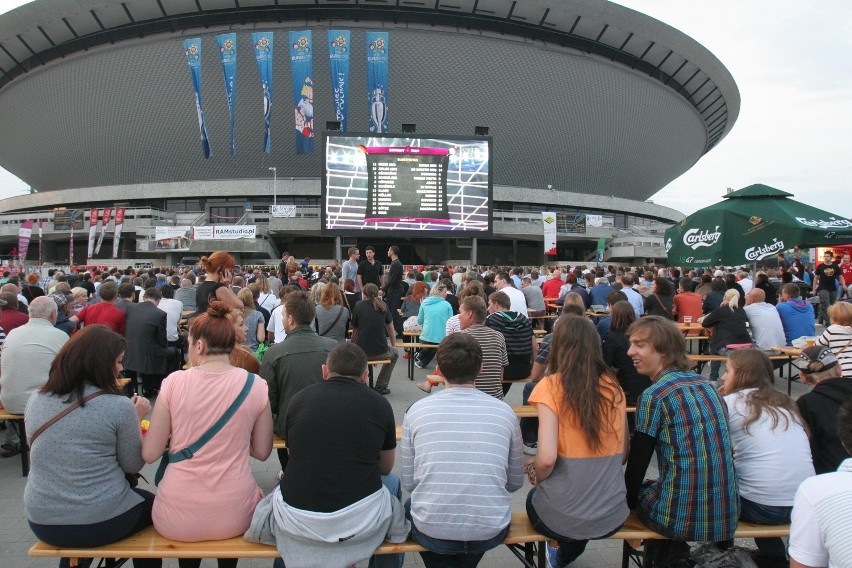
left=98, top=282, right=118, bottom=301
left=627, top=316, right=692, bottom=372
left=622, top=273, right=635, bottom=286
left=782, top=283, right=801, bottom=298
left=29, top=296, right=57, bottom=320
left=606, top=290, right=628, bottom=306
left=0, top=292, right=18, bottom=309
left=160, top=284, right=174, bottom=299
left=326, top=342, right=368, bottom=378
left=365, top=245, right=375, bottom=253
left=461, top=295, right=487, bottom=323
left=436, top=333, right=482, bottom=385
left=118, top=282, right=136, bottom=299
left=496, top=272, right=513, bottom=287
left=143, top=287, right=162, bottom=301
left=828, top=301, right=852, bottom=326
left=389, top=245, right=400, bottom=256
left=679, top=278, right=695, bottom=292
left=489, top=290, right=511, bottom=310
left=347, top=246, right=358, bottom=257
left=283, top=290, right=315, bottom=326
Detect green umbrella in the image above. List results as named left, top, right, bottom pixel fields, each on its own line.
left=665, top=184, right=852, bottom=266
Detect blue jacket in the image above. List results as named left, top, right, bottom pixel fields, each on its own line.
left=776, top=299, right=815, bottom=345
left=417, top=296, right=453, bottom=343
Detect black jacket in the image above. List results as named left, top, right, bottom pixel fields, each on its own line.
left=796, top=377, right=852, bottom=474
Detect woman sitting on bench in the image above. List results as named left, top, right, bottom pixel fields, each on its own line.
left=25, top=325, right=161, bottom=568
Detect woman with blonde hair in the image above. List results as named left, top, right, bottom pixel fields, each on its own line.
left=816, top=300, right=852, bottom=375
left=196, top=252, right=242, bottom=313
left=237, top=288, right=265, bottom=351
left=701, top=288, right=751, bottom=382
left=312, top=282, right=349, bottom=344
left=254, top=274, right=278, bottom=312
left=309, top=281, right=326, bottom=306
left=526, top=315, right=628, bottom=566
left=718, top=348, right=813, bottom=561
left=143, top=301, right=272, bottom=568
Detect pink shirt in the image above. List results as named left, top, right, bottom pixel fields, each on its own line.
left=152, top=367, right=267, bottom=541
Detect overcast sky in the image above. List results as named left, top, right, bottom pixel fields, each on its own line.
left=0, top=0, right=850, bottom=218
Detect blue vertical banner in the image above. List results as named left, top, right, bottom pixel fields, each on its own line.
left=289, top=31, right=314, bottom=154
left=252, top=32, right=274, bottom=154
left=182, top=38, right=212, bottom=159
left=366, top=31, right=389, bottom=133
left=327, top=30, right=350, bottom=131
left=217, top=33, right=238, bottom=156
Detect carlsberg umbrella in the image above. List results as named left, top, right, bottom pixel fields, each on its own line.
left=665, top=184, right=852, bottom=266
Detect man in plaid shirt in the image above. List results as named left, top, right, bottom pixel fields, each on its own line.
left=625, top=316, right=738, bottom=566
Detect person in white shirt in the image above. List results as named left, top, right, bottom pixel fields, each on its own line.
left=737, top=270, right=754, bottom=295
left=267, top=286, right=298, bottom=344
left=743, top=288, right=786, bottom=350
left=494, top=272, right=528, bottom=317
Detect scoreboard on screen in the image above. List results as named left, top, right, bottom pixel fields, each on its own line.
left=322, top=133, right=492, bottom=237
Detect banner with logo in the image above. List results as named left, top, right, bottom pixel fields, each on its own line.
left=586, top=214, right=603, bottom=228
left=87, top=208, right=100, bottom=258
left=38, top=219, right=43, bottom=263
left=69, top=226, right=74, bottom=263
left=289, top=31, right=314, bottom=154
left=95, top=208, right=112, bottom=255
left=217, top=33, right=238, bottom=156
left=155, top=226, right=192, bottom=250
left=253, top=32, right=274, bottom=153
left=366, top=31, right=389, bottom=133
left=271, top=205, right=297, bottom=218
left=192, top=225, right=256, bottom=240
left=183, top=38, right=212, bottom=159
left=328, top=30, right=350, bottom=131
left=112, top=208, right=126, bottom=258
left=17, top=220, right=34, bottom=261
left=542, top=212, right=557, bottom=256
left=597, top=237, right=606, bottom=266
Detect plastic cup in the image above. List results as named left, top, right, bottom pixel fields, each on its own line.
left=806, top=338, right=815, bottom=347
left=683, top=316, right=692, bottom=324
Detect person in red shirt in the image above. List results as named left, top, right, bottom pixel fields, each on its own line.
left=840, top=252, right=852, bottom=298
left=672, top=278, right=703, bottom=336
left=0, top=292, right=28, bottom=335
left=540, top=269, right=564, bottom=301
left=69, top=281, right=126, bottom=334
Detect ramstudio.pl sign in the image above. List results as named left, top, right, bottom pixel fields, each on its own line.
left=192, top=225, right=257, bottom=240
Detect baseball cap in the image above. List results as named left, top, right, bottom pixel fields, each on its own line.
left=713, top=270, right=725, bottom=277
left=50, top=292, right=72, bottom=308
left=792, top=346, right=839, bottom=373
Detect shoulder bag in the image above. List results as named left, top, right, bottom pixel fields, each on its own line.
left=315, top=305, right=345, bottom=337
left=155, top=372, right=255, bottom=485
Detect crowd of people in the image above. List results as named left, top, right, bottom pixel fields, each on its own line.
left=0, top=248, right=849, bottom=568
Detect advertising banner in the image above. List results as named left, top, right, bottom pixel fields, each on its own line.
left=252, top=32, right=274, bottom=153
left=587, top=214, right=603, bottom=228
left=112, top=208, right=126, bottom=258
left=328, top=30, right=350, bottom=131
left=54, top=209, right=84, bottom=231
left=217, top=32, right=238, bottom=156
left=155, top=226, right=192, bottom=250
left=271, top=205, right=297, bottom=218
left=17, top=220, right=34, bottom=261
left=192, top=225, right=257, bottom=240
left=87, top=208, right=100, bottom=258
left=182, top=38, right=212, bottom=159
left=289, top=31, right=314, bottom=154
left=542, top=212, right=557, bottom=256
left=38, top=219, right=43, bottom=263
left=557, top=213, right=586, bottom=234
left=597, top=237, right=606, bottom=266
left=366, top=31, right=389, bottom=133
left=94, top=208, right=112, bottom=255
left=69, top=226, right=74, bottom=264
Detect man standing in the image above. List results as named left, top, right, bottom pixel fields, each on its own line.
left=458, top=296, right=508, bottom=399
left=246, top=342, right=408, bottom=568
left=625, top=316, right=738, bottom=565
left=0, top=297, right=68, bottom=458
left=401, top=333, right=523, bottom=567
left=69, top=281, right=126, bottom=334
left=494, top=272, right=528, bottom=317
left=341, top=246, right=361, bottom=292
left=357, top=246, right=383, bottom=290
left=840, top=251, right=852, bottom=298
left=261, top=291, right=338, bottom=472
left=743, top=288, right=786, bottom=350
left=814, top=250, right=845, bottom=325
left=776, top=283, right=816, bottom=346
left=124, top=287, right=172, bottom=396
left=382, top=245, right=405, bottom=338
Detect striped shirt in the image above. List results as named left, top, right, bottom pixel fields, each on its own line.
left=635, top=368, right=739, bottom=541
left=816, top=324, right=852, bottom=377
left=459, top=325, right=508, bottom=399
left=400, top=387, right=524, bottom=542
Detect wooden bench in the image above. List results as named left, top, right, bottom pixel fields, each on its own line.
left=29, top=510, right=789, bottom=568
left=367, top=358, right=393, bottom=389
left=273, top=428, right=404, bottom=449
left=402, top=342, right=439, bottom=379
left=0, top=407, right=27, bottom=476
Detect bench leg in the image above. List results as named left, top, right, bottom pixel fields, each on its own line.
left=10, top=420, right=28, bottom=477
left=368, top=366, right=375, bottom=389
left=504, top=543, right=538, bottom=568
left=622, top=539, right=646, bottom=568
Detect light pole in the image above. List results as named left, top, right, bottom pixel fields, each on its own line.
left=268, top=166, right=277, bottom=206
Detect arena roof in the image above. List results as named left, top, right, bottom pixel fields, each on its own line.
left=0, top=0, right=739, bottom=203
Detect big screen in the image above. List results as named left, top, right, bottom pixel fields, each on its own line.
left=322, top=133, right=492, bottom=236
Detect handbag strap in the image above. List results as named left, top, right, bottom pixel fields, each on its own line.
left=29, top=391, right=109, bottom=445
left=167, top=372, right=255, bottom=464
left=654, top=294, right=673, bottom=319
left=319, top=305, right=345, bottom=337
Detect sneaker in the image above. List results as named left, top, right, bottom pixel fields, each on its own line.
left=546, top=542, right=562, bottom=568
left=523, top=442, right=538, bottom=456
left=374, top=387, right=391, bottom=395
left=0, top=442, right=21, bottom=458
left=414, top=359, right=426, bottom=369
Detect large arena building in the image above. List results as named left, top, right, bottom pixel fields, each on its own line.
left=0, top=0, right=739, bottom=266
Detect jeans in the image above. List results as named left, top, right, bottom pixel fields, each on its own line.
left=406, top=499, right=509, bottom=567
left=738, top=497, right=791, bottom=558
left=520, top=382, right=539, bottom=445
left=274, top=474, right=404, bottom=568
left=416, top=341, right=439, bottom=366
left=29, top=488, right=162, bottom=568
left=370, top=348, right=400, bottom=390
left=709, top=346, right=730, bottom=382
left=818, top=289, right=836, bottom=325
left=526, top=489, right=620, bottom=566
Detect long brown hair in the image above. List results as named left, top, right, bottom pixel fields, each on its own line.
left=726, top=349, right=807, bottom=435
left=548, top=315, right=623, bottom=452
left=42, top=325, right=125, bottom=404
left=362, top=283, right=387, bottom=313
left=320, top=282, right=345, bottom=308
left=609, top=301, right=636, bottom=333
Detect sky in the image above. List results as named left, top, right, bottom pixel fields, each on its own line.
left=0, top=0, right=850, bottom=218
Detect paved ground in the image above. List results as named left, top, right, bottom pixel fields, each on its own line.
left=1, top=347, right=811, bottom=567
